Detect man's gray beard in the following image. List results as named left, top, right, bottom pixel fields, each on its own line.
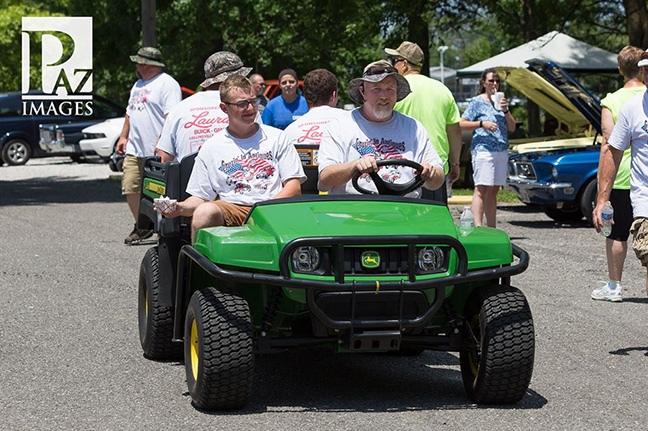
left=373, top=105, right=393, bottom=120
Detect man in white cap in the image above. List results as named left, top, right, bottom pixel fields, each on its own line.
left=594, top=51, right=648, bottom=297
left=318, top=60, right=444, bottom=196
left=156, top=51, right=253, bottom=162
left=385, top=41, right=462, bottom=204
left=116, top=47, right=182, bottom=244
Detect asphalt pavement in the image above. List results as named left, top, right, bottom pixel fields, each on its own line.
left=1, top=157, right=648, bottom=430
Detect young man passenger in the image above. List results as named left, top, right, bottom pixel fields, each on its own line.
left=160, top=75, right=306, bottom=241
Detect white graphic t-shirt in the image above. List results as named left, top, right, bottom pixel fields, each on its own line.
left=126, top=72, right=181, bottom=157
left=282, top=106, right=350, bottom=147
left=157, top=91, right=263, bottom=161
left=187, top=125, right=307, bottom=206
left=318, top=108, right=442, bottom=197
left=608, top=90, right=648, bottom=218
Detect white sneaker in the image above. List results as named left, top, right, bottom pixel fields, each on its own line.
left=591, top=283, right=623, bottom=302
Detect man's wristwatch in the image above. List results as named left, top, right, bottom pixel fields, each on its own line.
left=479, top=120, right=483, bottom=128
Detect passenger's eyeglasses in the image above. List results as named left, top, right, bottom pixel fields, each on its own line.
left=487, top=79, right=501, bottom=83
left=224, top=98, right=259, bottom=109
left=389, top=57, right=405, bottom=66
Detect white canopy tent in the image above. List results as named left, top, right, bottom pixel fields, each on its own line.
left=457, top=31, right=619, bottom=77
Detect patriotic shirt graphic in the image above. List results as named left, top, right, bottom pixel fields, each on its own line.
left=219, top=153, right=276, bottom=193
left=128, top=89, right=150, bottom=111
left=353, top=138, right=405, bottom=160
left=353, top=139, right=406, bottom=183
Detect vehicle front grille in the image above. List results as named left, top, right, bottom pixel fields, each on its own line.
left=40, top=129, right=54, bottom=143
left=511, top=161, right=536, bottom=180
left=343, top=247, right=409, bottom=276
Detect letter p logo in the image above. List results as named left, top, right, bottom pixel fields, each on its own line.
left=22, top=17, right=92, bottom=99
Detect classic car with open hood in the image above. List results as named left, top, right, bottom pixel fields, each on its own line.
left=503, top=60, right=602, bottom=223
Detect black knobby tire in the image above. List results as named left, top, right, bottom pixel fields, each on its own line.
left=138, top=247, right=182, bottom=360
left=460, top=285, right=535, bottom=404
left=579, top=178, right=597, bottom=226
left=184, top=287, right=254, bottom=410
left=542, top=202, right=583, bottom=222
left=1, top=139, right=32, bottom=166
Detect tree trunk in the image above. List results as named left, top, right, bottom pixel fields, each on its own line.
left=623, top=0, right=648, bottom=48
left=142, top=0, right=156, bottom=47
left=522, top=0, right=541, bottom=136
left=407, top=3, right=430, bottom=77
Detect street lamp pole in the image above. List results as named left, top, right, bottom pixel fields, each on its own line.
left=438, top=45, right=448, bottom=83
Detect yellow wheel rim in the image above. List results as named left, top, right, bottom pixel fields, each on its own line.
left=190, top=319, right=199, bottom=381
left=144, top=290, right=148, bottom=319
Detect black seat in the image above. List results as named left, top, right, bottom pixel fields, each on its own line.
left=137, top=153, right=198, bottom=239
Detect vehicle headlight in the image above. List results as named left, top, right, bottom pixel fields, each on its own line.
left=291, top=246, right=321, bottom=273
left=551, top=167, right=558, bottom=178
left=418, top=247, right=445, bottom=272
left=56, top=129, right=64, bottom=141
left=83, top=132, right=106, bottom=139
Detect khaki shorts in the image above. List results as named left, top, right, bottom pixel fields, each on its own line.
left=630, top=217, right=648, bottom=266
left=121, top=155, right=143, bottom=195
left=206, top=200, right=252, bottom=227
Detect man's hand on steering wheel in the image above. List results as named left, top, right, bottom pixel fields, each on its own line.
left=418, top=162, right=436, bottom=182
left=352, top=158, right=425, bottom=195
left=354, top=155, right=379, bottom=174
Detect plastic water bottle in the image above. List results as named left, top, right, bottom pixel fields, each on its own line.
left=601, top=201, right=613, bottom=237
left=460, top=206, right=474, bottom=234
left=446, top=177, right=453, bottom=199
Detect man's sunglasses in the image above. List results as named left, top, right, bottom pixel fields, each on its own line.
left=364, top=65, right=398, bottom=77
left=389, top=57, right=406, bottom=66
left=224, top=98, right=258, bottom=109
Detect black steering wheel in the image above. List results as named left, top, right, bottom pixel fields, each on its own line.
left=351, top=159, right=425, bottom=195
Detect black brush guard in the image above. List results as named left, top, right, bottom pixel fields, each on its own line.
left=172, top=235, right=529, bottom=341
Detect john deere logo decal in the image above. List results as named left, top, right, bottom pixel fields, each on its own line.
left=361, top=251, right=380, bottom=268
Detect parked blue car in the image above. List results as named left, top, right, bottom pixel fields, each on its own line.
left=504, top=60, right=602, bottom=224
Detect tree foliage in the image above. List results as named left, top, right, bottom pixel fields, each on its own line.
left=0, top=0, right=639, bottom=106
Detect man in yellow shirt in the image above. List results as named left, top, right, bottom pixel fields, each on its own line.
left=385, top=41, right=462, bottom=204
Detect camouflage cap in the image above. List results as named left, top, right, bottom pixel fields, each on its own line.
left=130, top=47, right=165, bottom=67
left=348, top=60, right=411, bottom=105
left=200, top=51, right=253, bottom=88
left=384, top=41, right=424, bottom=67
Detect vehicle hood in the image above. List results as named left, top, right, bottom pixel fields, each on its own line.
left=497, top=60, right=601, bottom=135
left=82, top=117, right=125, bottom=134
left=42, top=120, right=99, bottom=131
left=193, top=196, right=514, bottom=272
left=510, top=145, right=599, bottom=164
left=511, top=136, right=599, bottom=154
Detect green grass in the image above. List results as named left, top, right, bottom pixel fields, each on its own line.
left=452, top=188, right=521, bottom=203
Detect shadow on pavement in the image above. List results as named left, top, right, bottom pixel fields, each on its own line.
left=620, top=297, right=648, bottom=304
left=507, top=219, right=591, bottom=230
left=0, top=178, right=122, bottom=206
left=191, top=348, right=547, bottom=415
left=609, top=346, right=648, bottom=356
left=498, top=204, right=542, bottom=214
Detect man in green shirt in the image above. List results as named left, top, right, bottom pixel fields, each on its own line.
left=385, top=41, right=462, bottom=204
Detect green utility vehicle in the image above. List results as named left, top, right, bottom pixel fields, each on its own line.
left=137, top=156, right=534, bottom=410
